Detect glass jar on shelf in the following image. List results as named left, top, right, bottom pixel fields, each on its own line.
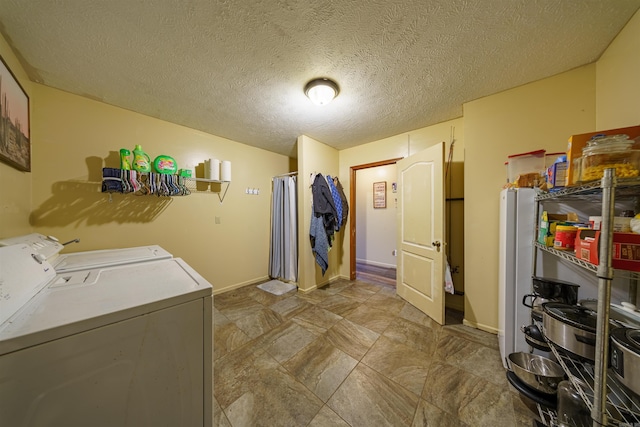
left=580, top=134, right=640, bottom=182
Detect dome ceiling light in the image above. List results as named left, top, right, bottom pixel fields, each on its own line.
left=304, top=78, right=339, bottom=106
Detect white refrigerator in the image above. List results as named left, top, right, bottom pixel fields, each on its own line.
left=498, top=187, right=536, bottom=369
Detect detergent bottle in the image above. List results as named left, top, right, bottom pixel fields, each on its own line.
left=132, top=145, right=151, bottom=173
left=119, top=148, right=132, bottom=170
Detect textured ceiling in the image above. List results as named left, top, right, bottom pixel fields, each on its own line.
left=0, top=1, right=638, bottom=158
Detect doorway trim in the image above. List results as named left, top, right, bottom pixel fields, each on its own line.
left=349, top=158, right=404, bottom=280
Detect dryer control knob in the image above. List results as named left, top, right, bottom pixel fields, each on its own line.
left=32, top=253, right=47, bottom=264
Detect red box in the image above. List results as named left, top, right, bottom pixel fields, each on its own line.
left=574, top=230, right=640, bottom=271
left=613, top=233, right=640, bottom=271
left=575, top=229, right=599, bottom=264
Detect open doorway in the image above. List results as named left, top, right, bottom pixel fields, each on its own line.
left=354, top=163, right=398, bottom=287
left=349, top=154, right=465, bottom=324
left=349, top=158, right=402, bottom=282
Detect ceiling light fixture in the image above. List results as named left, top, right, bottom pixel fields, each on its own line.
left=304, top=78, right=339, bottom=106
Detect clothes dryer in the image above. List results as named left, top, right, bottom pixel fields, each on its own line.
left=0, top=241, right=213, bottom=426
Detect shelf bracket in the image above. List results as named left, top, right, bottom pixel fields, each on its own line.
left=217, top=182, right=230, bottom=204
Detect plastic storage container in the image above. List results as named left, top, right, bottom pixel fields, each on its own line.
left=554, top=225, right=578, bottom=250
left=507, top=149, right=546, bottom=187
left=580, top=134, right=640, bottom=182
left=132, top=145, right=151, bottom=173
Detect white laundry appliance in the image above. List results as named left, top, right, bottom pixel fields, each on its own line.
left=0, top=233, right=173, bottom=273
left=498, top=189, right=604, bottom=369
left=498, top=187, right=536, bottom=369
left=0, top=236, right=213, bottom=427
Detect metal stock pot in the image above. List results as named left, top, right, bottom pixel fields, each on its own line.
left=610, top=327, right=640, bottom=399
left=542, top=302, right=597, bottom=361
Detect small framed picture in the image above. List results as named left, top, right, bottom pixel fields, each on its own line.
left=373, top=181, right=386, bottom=208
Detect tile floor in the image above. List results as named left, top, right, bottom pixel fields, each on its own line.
left=213, top=278, right=540, bottom=426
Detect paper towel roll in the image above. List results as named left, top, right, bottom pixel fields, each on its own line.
left=210, top=159, right=220, bottom=181
left=221, top=160, right=231, bottom=182
left=204, top=159, right=211, bottom=179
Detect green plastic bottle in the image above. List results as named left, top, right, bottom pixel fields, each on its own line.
left=132, top=145, right=151, bottom=173
left=119, top=148, right=131, bottom=170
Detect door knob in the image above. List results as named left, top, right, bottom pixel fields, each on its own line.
left=432, top=241, right=441, bottom=252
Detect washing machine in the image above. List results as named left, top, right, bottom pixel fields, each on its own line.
left=0, top=233, right=173, bottom=272
left=0, top=238, right=213, bottom=426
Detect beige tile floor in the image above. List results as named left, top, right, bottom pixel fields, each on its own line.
left=213, top=278, right=540, bottom=426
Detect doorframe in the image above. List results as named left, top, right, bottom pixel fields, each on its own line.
left=349, top=158, right=404, bottom=280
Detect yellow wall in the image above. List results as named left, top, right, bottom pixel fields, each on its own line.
left=28, top=84, right=289, bottom=293
left=0, top=34, right=33, bottom=237
left=297, top=135, right=341, bottom=292
left=464, top=66, right=596, bottom=332
left=596, top=9, right=640, bottom=129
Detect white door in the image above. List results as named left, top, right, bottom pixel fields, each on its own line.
left=396, top=143, right=445, bottom=325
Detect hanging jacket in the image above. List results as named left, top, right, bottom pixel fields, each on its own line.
left=335, top=177, right=349, bottom=226
left=311, top=173, right=338, bottom=238
left=326, top=175, right=343, bottom=230
left=309, top=211, right=329, bottom=275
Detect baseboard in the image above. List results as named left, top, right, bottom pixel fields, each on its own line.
left=462, top=318, right=498, bottom=335
left=298, top=285, right=317, bottom=294
left=355, top=259, right=397, bottom=269
left=212, top=275, right=269, bottom=295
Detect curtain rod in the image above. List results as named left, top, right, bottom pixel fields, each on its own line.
left=272, top=171, right=298, bottom=178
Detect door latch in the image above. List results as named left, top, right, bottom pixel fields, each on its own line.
left=432, top=241, right=441, bottom=252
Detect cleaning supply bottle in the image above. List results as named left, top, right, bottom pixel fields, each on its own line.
left=119, top=148, right=131, bottom=170
left=132, top=144, right=151, bottom=173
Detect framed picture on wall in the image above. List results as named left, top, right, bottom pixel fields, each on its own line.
left=373, top=181, right=386, bottom=208
left=0, top=55, right=30, bottom=172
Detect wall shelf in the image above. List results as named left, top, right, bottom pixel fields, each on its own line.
left=101, top=168, right=231, bottom=203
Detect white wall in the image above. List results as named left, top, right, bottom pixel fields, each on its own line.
left=356, top=164, right=397, bottom=268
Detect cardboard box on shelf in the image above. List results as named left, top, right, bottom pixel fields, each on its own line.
left=613, top=232, right=640, bottom=271
left=575, top=229, right=599, bottom=264
left=538, top=211, right=579, bottom=246
left=574, top=230, right=640, bottom=272
left=566, top=125, right=640, bottom=186
left=546, top=161, right=567, bottom=188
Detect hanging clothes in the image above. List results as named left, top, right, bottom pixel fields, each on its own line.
left=310, top=173, right=336, bottom=275
left=334, top=177, right=349, bottom=226
left=326, top=175, right=343, bottom=230
left=309, top=173, right=351, bottom=274
left=311, top=173, right=338, bottom=238
left=310, top=212, right=329, bottom=275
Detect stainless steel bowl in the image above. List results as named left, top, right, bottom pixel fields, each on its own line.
left=508, top=352, right=565, bottom=394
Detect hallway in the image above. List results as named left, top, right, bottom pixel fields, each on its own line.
left=213, top=278, right=538, bottom=426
